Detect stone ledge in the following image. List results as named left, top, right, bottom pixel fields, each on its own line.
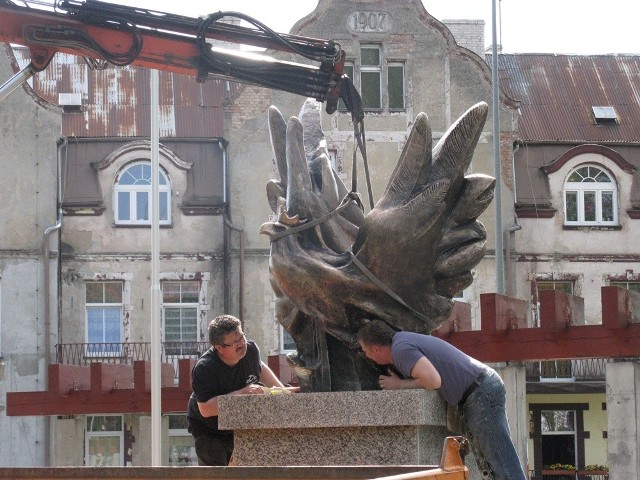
left=219, top=389, right=446, bottom=430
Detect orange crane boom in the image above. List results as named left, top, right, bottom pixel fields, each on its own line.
left=0, top=0, right=362, bottom=119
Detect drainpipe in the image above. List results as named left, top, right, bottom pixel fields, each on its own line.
left=505, top=140, right=522, bottom=298
left=42, top=137, right=66, bottom=465
left=505, top=221, right=522, bottom=298
left=220, top=141, right=245, bottom=320
left=224, top=218, right=244, bottom=321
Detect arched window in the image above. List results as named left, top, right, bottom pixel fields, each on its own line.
left=563, top=165, right=617, bottom=226
left=114, top=162, right=171, bottom=225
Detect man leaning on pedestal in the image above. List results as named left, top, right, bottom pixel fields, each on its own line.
left=357, top=319, right=526, bottom=480
left=187, top=314, right=298, bottom=466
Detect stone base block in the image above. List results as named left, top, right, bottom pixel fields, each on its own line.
left=219, top=390, right=450, bottom=466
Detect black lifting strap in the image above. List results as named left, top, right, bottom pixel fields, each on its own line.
left=339, top=76, right=374, bottom=210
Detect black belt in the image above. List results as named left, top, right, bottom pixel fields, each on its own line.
left=459, top=370, right=489, bottom=408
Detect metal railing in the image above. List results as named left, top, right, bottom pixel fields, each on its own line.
left=55, top=341, right=210, bottom=379
left=525, top=359, right=606, bottom=381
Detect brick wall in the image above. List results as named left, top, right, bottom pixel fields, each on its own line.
left=443, top=20, right=485, bottom=57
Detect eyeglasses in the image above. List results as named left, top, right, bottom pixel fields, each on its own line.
left=220, top=333, right=246, bottom=348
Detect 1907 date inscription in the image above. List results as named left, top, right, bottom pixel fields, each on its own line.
left=348, top=11, right=391, bottom=33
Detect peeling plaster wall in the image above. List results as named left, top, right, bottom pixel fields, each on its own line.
left=0, top=46, right=61, bottom=466
left=1, top=0, right=523, bottom=467
left=514, top=150, right=640, bottom=323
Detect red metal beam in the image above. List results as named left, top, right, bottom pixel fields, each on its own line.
left=439, top=322, right=640, bottom=362
left=6, top=287, right=640, bottom=416
left=6, top=359, right=193, bottom=417
left=435, top=287, right=640, bottom=362
left=6, top=388, right=189, bottom=416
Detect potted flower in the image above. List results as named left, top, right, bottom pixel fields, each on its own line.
left=542, top=463, right=576, bottom=479
left=579, top=464, right=608, bottom=479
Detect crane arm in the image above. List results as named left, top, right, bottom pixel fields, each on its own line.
left=0, top=0, right=362, bottom=119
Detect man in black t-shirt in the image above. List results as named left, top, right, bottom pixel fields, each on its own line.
left=187, top=314, right=297, bottom=466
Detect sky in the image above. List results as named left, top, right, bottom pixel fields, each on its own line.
left=106, top=0, right=638, bottom=55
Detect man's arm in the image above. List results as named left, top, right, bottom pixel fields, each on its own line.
left=197, top=383, right=267, bottom=417
left=259, top=361, right=285, bottom=388
left=258, top=362, right=299, bottom=392
left=409, top=356, right=442, bottom=390
left=381, top=357, right=442, bottom=391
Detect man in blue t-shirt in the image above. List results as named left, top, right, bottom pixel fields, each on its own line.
left=187, top=314, right=297, bottom=465
left=357, top=319, right=525, bottom=480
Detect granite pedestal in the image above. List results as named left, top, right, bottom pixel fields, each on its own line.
left=218, top=390, right=450, bottom=466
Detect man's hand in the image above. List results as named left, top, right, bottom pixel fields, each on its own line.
left=378, top=369, right=419, bottom=390
left=237, top=384, right=267, bottom=395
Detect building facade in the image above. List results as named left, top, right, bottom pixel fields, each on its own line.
left=497, top=53, right=640, bottom=478
left=1, top=0, right=638, bottom=475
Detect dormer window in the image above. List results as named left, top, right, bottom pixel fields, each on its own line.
left=592, top=106, right=618, bottom=125
left=564, top=164, right=618, bottom=226
left=114, top=162, right=171, bottom=225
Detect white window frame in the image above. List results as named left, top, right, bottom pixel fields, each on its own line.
left=540, top=409, right=579, bottom=468
left=536, top=280, right=574, bottom=296
left=161, top=280, right=201, bottom=356
left=85, top=281, right=124, bottom=357
left=387, top=61, right=405, bottom=111
left=610, top=280, right=640, bottom=293
left=541, top=410, right=576, bottom=433
left=563, top=164, right=618, bottom=226
left=114, top=161, right=171, bottom=226
left=278, top=326, right=296, bottom=353
left=538, top=360, right=575, bottom=382
left=167, top=414, right=197, bottom=466
left=360, top=45, right=382, bottom=110
left=85, top=415, right=124, bottom=467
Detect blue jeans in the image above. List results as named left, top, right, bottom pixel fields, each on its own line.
left=459, top=368, right=526, bottom=480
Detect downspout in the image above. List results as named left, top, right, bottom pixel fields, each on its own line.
left=224, top=218, right=244, bottom=320
left=505, top=140, right=522, bottom=298
left=42, top=136, right=66, bottom=465
left=220, top=141, right=245, bottom=320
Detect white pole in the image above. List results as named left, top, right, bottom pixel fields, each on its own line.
left=150, top=69, right=162, bottom=465
left=491, top=0, right=505, bottom=294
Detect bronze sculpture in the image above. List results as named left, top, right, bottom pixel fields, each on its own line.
left=260, top=99, right=494, bottom=392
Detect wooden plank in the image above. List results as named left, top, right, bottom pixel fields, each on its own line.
left=444, top=323, right=640, bottom=362
left=480, top=293, right=528, bottom=332
left=6, top=388, right=190, bottom=416
left=178, top=358, right=195, bottom=392
left=91, top=363, right=134, bottom=393
left=133, top=361, right=175, bottom=392
left=539, top=289, right=585, bottom=331
left=432, top=301, right=472, bottom=337
left=49, top=364, right=90, bottom=395
left=0, top=465, right=433, bottom=479
left=602, top=285, right=640, bottom=329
